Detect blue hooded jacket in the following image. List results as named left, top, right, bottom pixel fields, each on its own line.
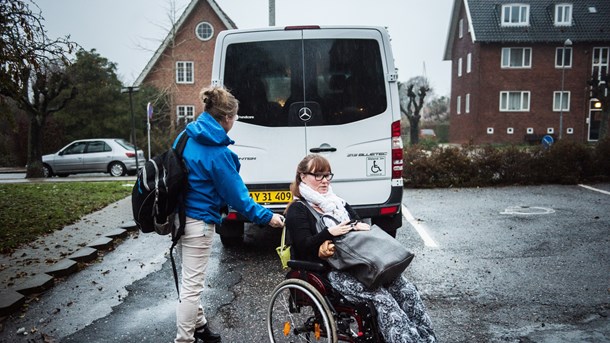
left=174, top=112, right=272, bottom=225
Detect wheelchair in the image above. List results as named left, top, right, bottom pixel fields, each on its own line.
left=267, top=260, right=385, bottom=343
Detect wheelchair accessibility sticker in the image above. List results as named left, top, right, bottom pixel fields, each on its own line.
left=367, top=157, right=385, bottom=176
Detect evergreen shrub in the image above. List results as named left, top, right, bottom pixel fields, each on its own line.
left=404, top=140, right=609, bottom=188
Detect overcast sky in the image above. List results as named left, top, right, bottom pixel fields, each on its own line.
left=35, top=0, right=454, bottom=96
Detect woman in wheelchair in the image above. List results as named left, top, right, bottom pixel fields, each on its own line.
left=283, top=154, right=436, bottom=343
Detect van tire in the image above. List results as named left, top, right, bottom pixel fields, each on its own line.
left=372, top=214, right=403, bottom=237
left=218, top=221, right=245, bottom=247
left=220, top=235, right=244, bottom=247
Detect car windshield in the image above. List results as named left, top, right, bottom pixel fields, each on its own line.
left=224, top=38, right=387, bottom=127
left=115, top=139, right=135, bottom=150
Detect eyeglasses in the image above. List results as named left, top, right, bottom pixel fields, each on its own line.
left=304, top=172, right=334, bottom=181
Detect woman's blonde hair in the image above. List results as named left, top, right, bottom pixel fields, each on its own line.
left=200, top=86, right=239, bottom=121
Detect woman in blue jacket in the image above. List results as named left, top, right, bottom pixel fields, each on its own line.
left=174, top=86, right=285, bottom=343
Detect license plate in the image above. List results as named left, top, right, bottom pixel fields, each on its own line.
left=250, top=190, right=292, bottom=204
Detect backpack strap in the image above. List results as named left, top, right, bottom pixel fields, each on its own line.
left=169, top=131, right=189, bottom=299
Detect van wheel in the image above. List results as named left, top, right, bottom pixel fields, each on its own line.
left=218, top=221, right=244, bottom=247
left=372, top=214, right=402, bottom=238
left=220, top=235, right=244, bottom=247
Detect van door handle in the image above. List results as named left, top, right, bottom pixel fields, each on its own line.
left=310, top=146, right=337, bottom=153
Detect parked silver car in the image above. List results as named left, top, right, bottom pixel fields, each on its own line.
left=42, top=138, right=146, bottom=177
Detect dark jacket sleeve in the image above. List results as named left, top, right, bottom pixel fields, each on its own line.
left=285, top=202, right=334, bottom=263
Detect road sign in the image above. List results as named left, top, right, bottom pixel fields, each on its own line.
left=542, top=135, right=554, bottom=149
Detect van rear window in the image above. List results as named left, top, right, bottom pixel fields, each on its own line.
left=224, top=38, right=387, bottom=127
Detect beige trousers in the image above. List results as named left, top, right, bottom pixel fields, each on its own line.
left=174, top=217, right=215, bottom=343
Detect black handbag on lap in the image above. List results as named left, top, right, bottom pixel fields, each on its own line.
left=301, top=201, right=415, bottom=289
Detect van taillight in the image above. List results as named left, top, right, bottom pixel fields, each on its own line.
left=391, top=120, right=403, bottom=183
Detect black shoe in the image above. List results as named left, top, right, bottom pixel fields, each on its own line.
left=194, top=323, right=221, bottom=343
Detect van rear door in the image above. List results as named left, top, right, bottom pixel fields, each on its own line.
left=297, top=28, right=396, bottom=207
left=219, top=29, right=305, bottom=208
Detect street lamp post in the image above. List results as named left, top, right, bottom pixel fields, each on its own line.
left=269, top=0, right=275, bottom=26
left=121, top=86, right=140, bottom=170
left=559, top=38, right=572, bottom=139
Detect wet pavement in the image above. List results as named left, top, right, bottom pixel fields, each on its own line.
left=0, top=182, right=609, bottom=342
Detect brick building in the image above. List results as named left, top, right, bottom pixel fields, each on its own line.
left=134, top=0, right=236, bottom=129
left=444, top=0, right=610, bottom=144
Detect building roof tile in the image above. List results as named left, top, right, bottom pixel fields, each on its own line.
left=445, top=0, right=610, bottom=59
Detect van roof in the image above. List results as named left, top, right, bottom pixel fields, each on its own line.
left=220, top=25, right=389, bottom=34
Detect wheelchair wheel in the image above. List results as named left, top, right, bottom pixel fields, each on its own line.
left=267, top=279, right=337, bottom=343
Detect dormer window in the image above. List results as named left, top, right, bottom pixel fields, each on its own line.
left=501, top=4, right=530, bottom=26
left=555, top=4, right=573, bottom=26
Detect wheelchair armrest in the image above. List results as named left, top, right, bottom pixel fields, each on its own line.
left=287, top=260, right=326, bottom=272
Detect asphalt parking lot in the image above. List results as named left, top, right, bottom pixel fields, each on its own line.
left=0, top=182, right=608, bottom=342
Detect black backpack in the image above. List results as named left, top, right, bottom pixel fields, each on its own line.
left=131, top=132, right=189, bottom=295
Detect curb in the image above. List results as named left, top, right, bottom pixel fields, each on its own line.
left=0, top=221, right=138, bottom=317
left=0, top=168, right=25, bottom=174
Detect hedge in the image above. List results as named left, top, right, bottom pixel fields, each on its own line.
left=403, top=138, right=610, bottom=188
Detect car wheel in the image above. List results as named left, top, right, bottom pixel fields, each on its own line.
left=109, top=162, right=126, bottom=177
left=42, top=164, right=53, bottom=178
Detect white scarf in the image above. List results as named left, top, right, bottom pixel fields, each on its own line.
left=299, top=182, right=350, bottom=226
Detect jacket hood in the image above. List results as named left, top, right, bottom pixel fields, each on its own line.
left=186, top=112, right=234, bottom=146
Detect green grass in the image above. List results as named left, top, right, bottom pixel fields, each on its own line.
left=0, top=182, right=132, bottom=253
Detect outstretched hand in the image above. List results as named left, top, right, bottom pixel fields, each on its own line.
left=269, top=214, right=285, bottom=228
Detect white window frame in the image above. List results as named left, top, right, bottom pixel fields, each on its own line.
left=177, top=105, right=195, bottom=124
left=458, top=57, right=463, bottom=77
left=501, top=47, right=532, bottom=68
left=501, top=4, right=530, bottom=26
left=592, top=47, right=609, bottom=79
left=467, top=53, right=472, bottom=73
left=555, top=47, right=573, bottom=68
left=500, top=91, right=530, bottom=112
left=555, top=4, right=573, bottom=26
left=195, top=22, right=214, bottom=41
left=176, top=61, right=194, bottom=84
left=457, top=95, right=462, bottom=114
left=465, top=93, right=470, bottom=113
left=459, top=19, right=464, bottom=38
left=553, top=91, right=570, bottom=112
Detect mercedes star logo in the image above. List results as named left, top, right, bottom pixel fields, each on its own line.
left=298, top=107, right=313, bottom=122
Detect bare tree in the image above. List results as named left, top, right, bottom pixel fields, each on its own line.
left=425, top=96, right=450, bottom=123
left=1, top=0, right=77, bottom=177
left=133, top=0, right=190, bottom=141
left=399, top=81, right=431, bottom=145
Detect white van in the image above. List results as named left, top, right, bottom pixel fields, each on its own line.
left=210, top=25, right=404, bottom=245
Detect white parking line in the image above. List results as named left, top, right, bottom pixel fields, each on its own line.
left=402, top=205, right=439, bottom=248
left=579, top=184, right=610, bottom=195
